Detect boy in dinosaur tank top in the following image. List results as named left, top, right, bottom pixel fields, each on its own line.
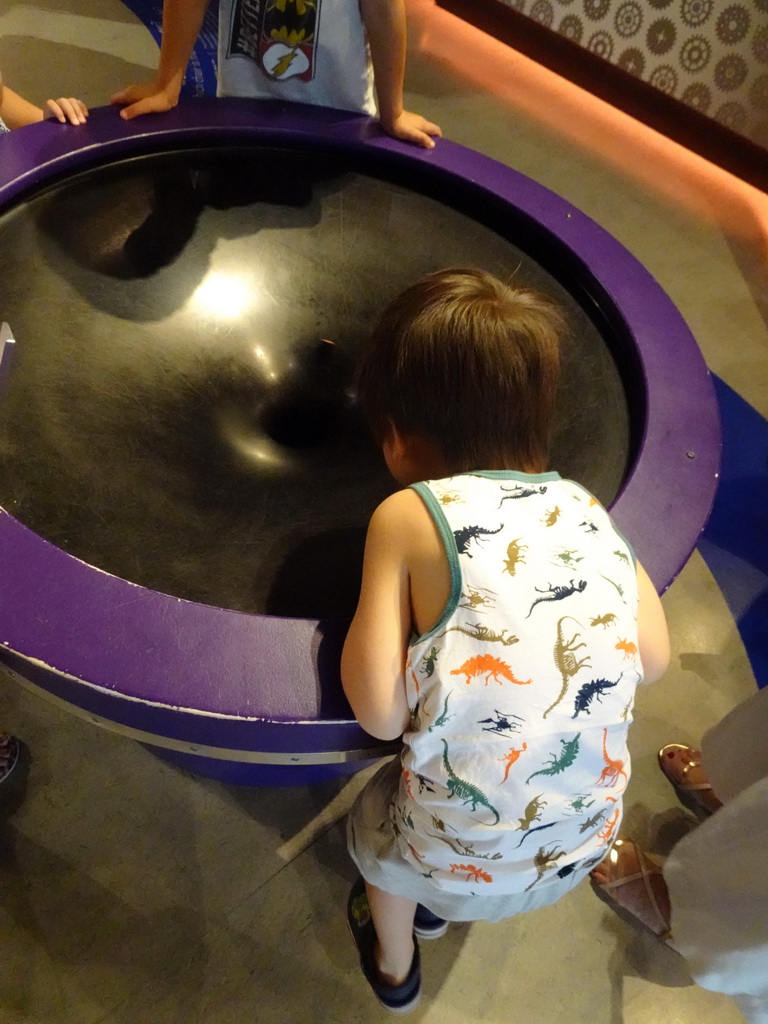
left=342, top=268, right=670, bottom=1013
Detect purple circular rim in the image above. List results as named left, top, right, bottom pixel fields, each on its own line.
left=0, top=99, right=720, bottom=751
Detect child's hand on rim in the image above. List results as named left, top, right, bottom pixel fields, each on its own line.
left=110, top=80, right=180, bottom=120
left=382, top=109, right=442, bottom=149
left=44, top=97, right=88, bottom=125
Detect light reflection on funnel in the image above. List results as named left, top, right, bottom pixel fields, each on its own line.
left=192, top=271, right=252, bottom=320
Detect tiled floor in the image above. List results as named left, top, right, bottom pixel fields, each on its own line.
left=1, top=2, right=766, bottom=1021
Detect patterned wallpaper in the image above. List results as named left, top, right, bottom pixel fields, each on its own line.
left=498, top=0, right=768, bottom=147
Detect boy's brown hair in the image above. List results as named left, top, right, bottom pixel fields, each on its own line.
left=355, top=268, right=564, bottom=473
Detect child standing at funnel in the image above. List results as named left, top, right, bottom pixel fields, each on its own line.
left=342, top=268, right=670, bottom=1012
left=111, top=0, right=441, bottom=149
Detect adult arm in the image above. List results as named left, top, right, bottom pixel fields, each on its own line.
left=341, top=492, right=412, bottom=741
left=110, top=0, right=210, bottom=119
left=636, top=560, right=670, bottom=683
left=359, top=0, right=441, bottom=149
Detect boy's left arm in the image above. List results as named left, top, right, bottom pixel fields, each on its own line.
left=359, top=0, right=441, bottom=149
left=341, top=493, right=412, bottom=741
left=0, top=86, right=44, bottom=129
left=0, top=87, right=87, bottom=128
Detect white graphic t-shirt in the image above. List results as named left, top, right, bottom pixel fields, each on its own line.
left=219, top=0, right=376, bottom=115
left=393, top=472, right=642, bottom=895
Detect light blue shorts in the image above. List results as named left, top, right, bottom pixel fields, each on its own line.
left=347, top=758, right=602, bottom=923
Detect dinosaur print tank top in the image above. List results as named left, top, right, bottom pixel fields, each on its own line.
left=394, top=471, right=641, bottom=895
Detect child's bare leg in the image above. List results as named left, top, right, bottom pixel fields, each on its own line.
left=365, top=881, right=418, bottom=985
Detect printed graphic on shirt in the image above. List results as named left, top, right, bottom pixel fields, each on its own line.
left=428, top=691, right=454, bottom=733
left=503, top=538, right=527, bottom=576
left=228, top=0, right=321, bottom=82
left=542, top=615, right=592, bottom=719
left=441, top=740, right=500, bottom=826
left=595, top=728, right=628, bottom=791
left=436, top=621, right=520, bottom=647
left=449, top=654, right=531, bottom=688
left=453, top=523, right=503, bottom=558
left=525, top=734, right=582, bottom=784
left=497, top=743, right=528, bottom=783
left=572, top=676, right=621, bottom=718
left=478, top=709, right=525, bottom=735
left=497, top=483, right=548, bottom=507
left=525, top=843, right=567, bottom=891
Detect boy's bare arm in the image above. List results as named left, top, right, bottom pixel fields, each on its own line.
left=1, top=71, right=88, bottom=127
left=359, top=0, right=441, bottom=149
left=111, top=0, right=210, bottom=119
left=636, top=561, right=670, bottom=683
left=341, top=493, right=412, bottom=741
left=0, top=86, right=44, bottom=129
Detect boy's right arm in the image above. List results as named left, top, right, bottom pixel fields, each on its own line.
left=636, top=560, right=670, bottom=683
left=111, top=0, right=210, bottom=119
left=341, top=493, right=413, bottom=742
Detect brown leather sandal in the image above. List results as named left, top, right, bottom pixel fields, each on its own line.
left=590, top=839, right=673, bottom=944
left=658, top=743, right=722, bottom=818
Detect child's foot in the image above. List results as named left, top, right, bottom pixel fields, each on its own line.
left=0, top=734, right=19, bottom=783
left=347, top=877, right=421, bottom=1014
left=658, top=743, right=723, bottom=818
left=590, top=839, right=673, bottom=943
left=413, top=903, right=448, bottom=939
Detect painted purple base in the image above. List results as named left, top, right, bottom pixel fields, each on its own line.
left=142, top=744, right=381, bottom=786
left=0, top=99, right=720, bottom=784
